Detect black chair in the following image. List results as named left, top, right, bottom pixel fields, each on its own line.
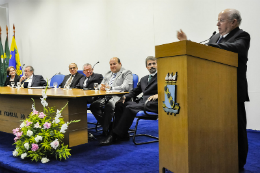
left=130, top=100, right=159, bottom=145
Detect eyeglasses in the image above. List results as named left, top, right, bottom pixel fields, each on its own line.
left=147, top=62, right=156, bottom=66
left=69, top=67, right=76, bottom=70
left=217, top=19, right=230, bottom=23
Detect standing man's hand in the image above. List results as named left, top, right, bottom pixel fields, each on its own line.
left=177, top=29, right=187, bottom=41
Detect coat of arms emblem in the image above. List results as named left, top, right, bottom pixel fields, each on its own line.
left=162, top=72, right=180, bottom=116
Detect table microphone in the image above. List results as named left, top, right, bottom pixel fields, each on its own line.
left=199, top=31, right=216, bottom=44
left=93, top=61, right=99, bottom=69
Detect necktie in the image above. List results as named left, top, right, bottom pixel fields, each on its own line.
left=148, top=75, right=152, bottom=82
left=83, top=77, right=89, bottom=88
left=109, top=73, right=117, bottom=86
left=64, top=75, right=73, bottom=88
left=217, top=36, right=223, bottom=43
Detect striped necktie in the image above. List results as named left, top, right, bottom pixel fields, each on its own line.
left=109, top=73, right=117, bottom=86
left=64, top=75, right=73, bottom=88
left=83, top=77, right=89, bottom=88
left=217, top=36, right=223, bottom=43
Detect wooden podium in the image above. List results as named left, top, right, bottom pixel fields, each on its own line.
left=156, top=41, right=238, bottom=173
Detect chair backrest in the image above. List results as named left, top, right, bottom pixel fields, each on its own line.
left=50, top=74, right=65, bottom=87
left=77, top=70, right=86, bottom=76
left=133, top=74, right=139, bottom=89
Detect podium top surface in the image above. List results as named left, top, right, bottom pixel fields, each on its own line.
left=0, top=87, right=127, bottom=98
left=155, top=40, right=238, bottom=67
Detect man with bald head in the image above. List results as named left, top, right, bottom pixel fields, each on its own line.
left=90, top=57, right=133, bottom=136
left=60, top=63, right=84, bottom=88
left=177, top=9, right=250, bottom=170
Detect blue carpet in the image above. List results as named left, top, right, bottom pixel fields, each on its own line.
left=0, top=114, right=259, bottom=173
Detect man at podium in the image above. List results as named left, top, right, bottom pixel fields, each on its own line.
left=177, top=8, right=250, bottom=171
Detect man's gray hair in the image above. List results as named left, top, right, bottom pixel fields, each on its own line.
left=228, top=9, right=242, bottom=26
left=83, top=63, right=92, bottom=69
left=145, top=56, right=156, bottom=66
left=26, top=66, right=34, bottom=72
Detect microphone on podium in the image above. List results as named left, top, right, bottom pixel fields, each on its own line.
left=199, top=31, right=216, bottom=44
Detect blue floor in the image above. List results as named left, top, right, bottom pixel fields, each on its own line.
left=0, top=114, right=259, bottom=173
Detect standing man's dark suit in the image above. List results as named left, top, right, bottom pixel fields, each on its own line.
left=76, top=73, right=103, bottom=89
left=60, top=72, right=84, bottom=88
left=21, top=75, right=47, bottom=87
left=208, top=27, right=250, bottom=169
left=113, top=73, right=158, bottom=137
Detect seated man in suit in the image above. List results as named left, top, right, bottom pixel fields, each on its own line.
left=76, top=63, right=103, bottom=103
left=60, top=63, right=84, bottom=88
left=100, top=56, right=158, bottom=145
left=76, top=63, right=103, bottom=90
left=20, top=66, right=47, bottom=87
left=90, top=57, right=133, bottom=136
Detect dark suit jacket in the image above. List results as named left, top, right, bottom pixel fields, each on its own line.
left=76, top=73, right=103, bottom=89
left=207, top=27, right=250, bottom=102
left=21, top=75, right=47, bottom=87
left=4, top=75, right=21, bottom=86
left=60, top=72, right=84, bottom=88
left=125, top=73, right=158, bottom=103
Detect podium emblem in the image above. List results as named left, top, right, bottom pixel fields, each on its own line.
left=162, top=72, right=180, bottom=116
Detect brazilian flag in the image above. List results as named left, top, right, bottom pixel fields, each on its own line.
left=3, top=36, right=10, bottom=84
left=9, top=36, right=22, bottom=76
left=0, top=37, right=4, bottom=86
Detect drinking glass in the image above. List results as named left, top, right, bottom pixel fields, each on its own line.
left=17, top=82, right=21, bottom=88
left=94, top=83, right=98, bottom=91
left=11, top=82, right=15, bottom=88
left=53, top=82, right=58, bottom=89
left=105, top=84, right=111, bottom=92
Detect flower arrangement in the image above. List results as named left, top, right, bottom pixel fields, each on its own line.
left=12, top=85, right=79, bottom=163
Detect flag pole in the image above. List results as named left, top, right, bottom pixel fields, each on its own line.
left=6, top=25, right=8, bottom=39
left=0, top=26, right=2, bottom=39
left=13, top=24, right=15, bottom=38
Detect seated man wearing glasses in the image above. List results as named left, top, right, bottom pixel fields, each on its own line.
left=60, top=63, right=84, bottom=88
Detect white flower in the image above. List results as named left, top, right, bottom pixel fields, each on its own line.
left=27, top=130, right=33, bottom=137
left=35, top=135, right=43, bottom=143
left=40, top=98, right=48, bottom=107
left=34, top=122, right=41, bottom=128
left=56, top=109, right=62, bottom=118
left=41, top=157, right=50, bottom=163
left=50, top=139, right=59, bottom=150
left=13, top=150, right=18, bottom=157
left=60, top=123, right=68, bottom=133
left=24, top=143, right=29, bottom=150
left=52, top=117, right=60, bottom=124
left=42, top=90, right=47, bottom=99
left=31, top=104, right=35, bottom=111
left=21, top=153, right=27, bottom=159
left=20, top=122, right=26, bottom=128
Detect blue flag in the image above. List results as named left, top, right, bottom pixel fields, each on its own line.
left=9, top=36, right=22, bottom=76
